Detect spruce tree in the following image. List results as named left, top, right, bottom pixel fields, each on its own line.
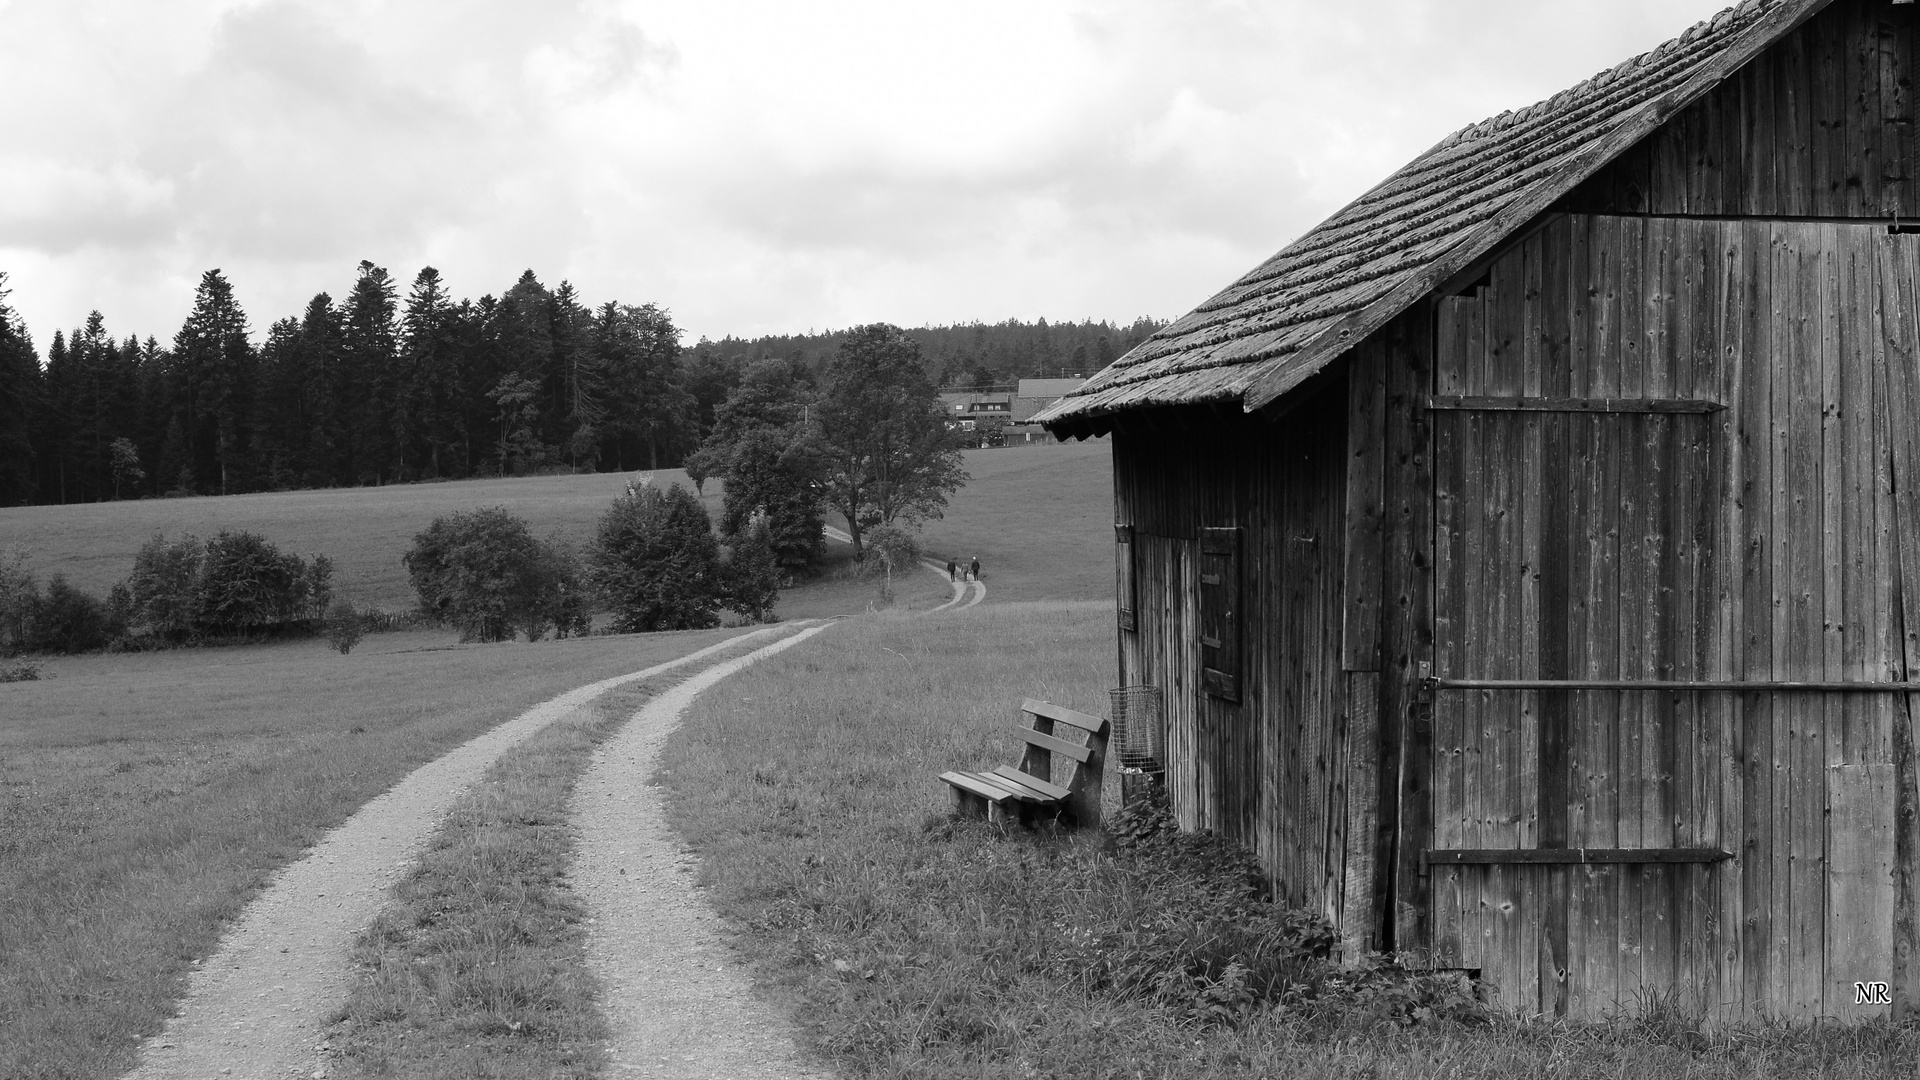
left=171, top=270, right=255, bottom=495
left=0, top=274, right=37, bottom=505
left=340, top=261, right=398, bottom=483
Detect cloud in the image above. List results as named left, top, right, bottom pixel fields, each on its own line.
left=0, top=0, right=1735, bottom=351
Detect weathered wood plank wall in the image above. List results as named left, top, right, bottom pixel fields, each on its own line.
left=1566, top=0, right=1918, bottom=219
left=1111, top=391, right=1350, bottom=916
left=1428, top=211, right=1913, bottom=1021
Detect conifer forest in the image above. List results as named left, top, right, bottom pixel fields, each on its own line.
left=0, top=263, right=1162, bottom=507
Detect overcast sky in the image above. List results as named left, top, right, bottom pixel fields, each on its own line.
left=0, top=0, right=1735, bottom=355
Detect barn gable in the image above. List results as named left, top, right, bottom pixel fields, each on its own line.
left=1036, top=0, right=1836, bottom=436
left=1084, top=0, right=1920, bottom=1024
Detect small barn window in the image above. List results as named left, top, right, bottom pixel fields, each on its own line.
left=1199, top=526, right=1241, bottom=701
left=1115, top=524, right=1136, bottom=632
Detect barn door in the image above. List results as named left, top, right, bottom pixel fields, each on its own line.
left=1428, top=400, right=1716, bottom=1016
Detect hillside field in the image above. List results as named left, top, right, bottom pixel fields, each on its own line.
left=0, top=626, right=750, bottom=1080
left=0, top=438, right=1114, bottom=612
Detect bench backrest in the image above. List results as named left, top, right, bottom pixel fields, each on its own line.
left=1017, top=698, right=1109, bottom=828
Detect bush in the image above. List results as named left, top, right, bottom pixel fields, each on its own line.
left=591, top=479, right=722, bottom=632
left=126, top=531, right=332, bottom=641
left=325, top=600, right=365, bottom=655
left=0, top=660, right=39, bottom=683
left=25, top=575, right=110, bottom=654
left=537, top=537, right=594, bottom=639
left=197, top=531, right=332, bottom=634
left=126, top=532, right=204, bottom=639
left=0, top=550, right=32, bottom=656
left=722, top=512, right=780, bottom=623
left=403, top=507, right=586, bottom=643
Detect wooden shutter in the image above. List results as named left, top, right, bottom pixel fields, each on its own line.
left=1115, top=524, right=1136, bottom=632
left=1199, top=526, right=1240, bottom=701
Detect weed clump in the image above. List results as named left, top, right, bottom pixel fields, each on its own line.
left=325, top=600, right=364, bottom=655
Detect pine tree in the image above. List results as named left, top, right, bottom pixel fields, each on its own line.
left=401, top=267, right=455, bottom=478
left=297, top=294, right=345, bottom=486
left=340, top=261, right=399, bottom=484
left=0, top=273, right=38, bottom=505
left=171, top=270, right=256, bottom=495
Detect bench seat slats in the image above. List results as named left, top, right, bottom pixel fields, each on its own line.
left=1018, top=726, right=1094, bottom=763
left=971, top=770, right=1060, bottom=803
left=991, top=765, right=1070, bottom=800
left=959, top=771, right=1041, bottom=802
left=941, top=770, right=1059, bottom=805
left=1022, top=698, right=1107, bottom=733
left=940, top=771, right=1034, bottom=804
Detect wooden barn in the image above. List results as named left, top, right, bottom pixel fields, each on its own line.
left=1035, top=0, right=1920, bottom=1021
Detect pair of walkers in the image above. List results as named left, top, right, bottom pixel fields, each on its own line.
left=946, top=557, right=982, bottom=583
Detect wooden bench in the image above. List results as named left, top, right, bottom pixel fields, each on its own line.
left=939, top=698, right=1109, bottom=828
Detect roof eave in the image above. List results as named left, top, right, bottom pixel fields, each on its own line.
left=1239, top=0, right=1831, bottom=415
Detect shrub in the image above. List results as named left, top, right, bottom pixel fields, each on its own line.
left=537, top=537, right=594, bottom=639
left=25, top=575, right=110, bottom=654
left=590, top=479, right=722, bottom=632
left=0, top=550, right=32, bottom=655
left=126, top=531, right=332, bottom=641
left=403, top=507, right=585, bottom=643
left=126, top=533, right=204, bottom=639
left=197, top=531, right=333, bottom=634
left=325, top=600, right=365, bottom=655
left=0, top=660, right=39, bottom=682
left=721, top=512, right=780, bottom=623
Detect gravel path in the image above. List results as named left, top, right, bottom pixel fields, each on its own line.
left=121, top=626, right=793, bottom=1080
left=821, top=522, right=984, bottom=610
left=572, top=622, right=836, bottom=1079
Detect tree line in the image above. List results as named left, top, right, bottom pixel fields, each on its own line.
left=0, top=264, right=1157, bottom=508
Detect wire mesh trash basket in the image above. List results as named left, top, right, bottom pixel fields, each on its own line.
left=1108, top=685, right=1164, bottom=773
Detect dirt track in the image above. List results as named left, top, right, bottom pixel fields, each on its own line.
left=119, top=626, right=794, bottom=1080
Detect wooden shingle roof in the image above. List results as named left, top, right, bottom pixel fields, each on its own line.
left=1037, top=0, right=1831, bottom=433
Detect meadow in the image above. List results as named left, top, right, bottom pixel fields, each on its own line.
left=0, top=627, right=743, bottom=1080
left=0, top=439, right=1109, bottom=1079
left=0, top=438, right=1112, bottom=612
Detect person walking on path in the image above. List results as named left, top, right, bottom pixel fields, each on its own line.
left=969, top=556, right=980, bottom=582
left=947, top=560, right=957, bottom=582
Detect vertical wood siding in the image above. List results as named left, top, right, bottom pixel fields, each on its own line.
left=1422, top=212, right=1912, bottom=1021
left=1112, top=392, right=1350, bottom=916
left=1565, top=0, right=1919, bottom=219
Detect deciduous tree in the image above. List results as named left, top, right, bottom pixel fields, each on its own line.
left=816, top=324, right=967, bottom=551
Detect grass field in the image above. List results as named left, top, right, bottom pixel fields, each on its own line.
left=913, top=440, right=1112, bottom=601
left=0, top=470, right=694, bottom=610
left=0, top=438, right=1114, bottom=613
left=0, top=626, right=743, bottom=1080
left=660, top=606, right=1920, bottom=1079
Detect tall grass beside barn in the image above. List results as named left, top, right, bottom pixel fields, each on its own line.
left=660, top=604, right=1919, bottom=1079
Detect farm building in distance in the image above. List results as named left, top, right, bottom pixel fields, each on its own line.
left=942, top=379, right=1086, bottom=443
left=1039, top=0, right=1920, bottom=1021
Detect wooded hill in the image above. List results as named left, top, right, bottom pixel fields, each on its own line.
left=0, top=263, right=1163, bottom=508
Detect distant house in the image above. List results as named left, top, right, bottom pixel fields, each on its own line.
left=1037, top=0, right=1920, bottom=1022
left=1006, top=378, right=1085, bottom=442
left=939, top=391, right=1014, bottom=436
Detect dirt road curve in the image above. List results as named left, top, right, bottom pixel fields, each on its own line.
left=571, top=623, right=835, bottom=1079
left=120, top=626, right=792, bottom=1080
left=820, top=522, right=985, bottom=609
